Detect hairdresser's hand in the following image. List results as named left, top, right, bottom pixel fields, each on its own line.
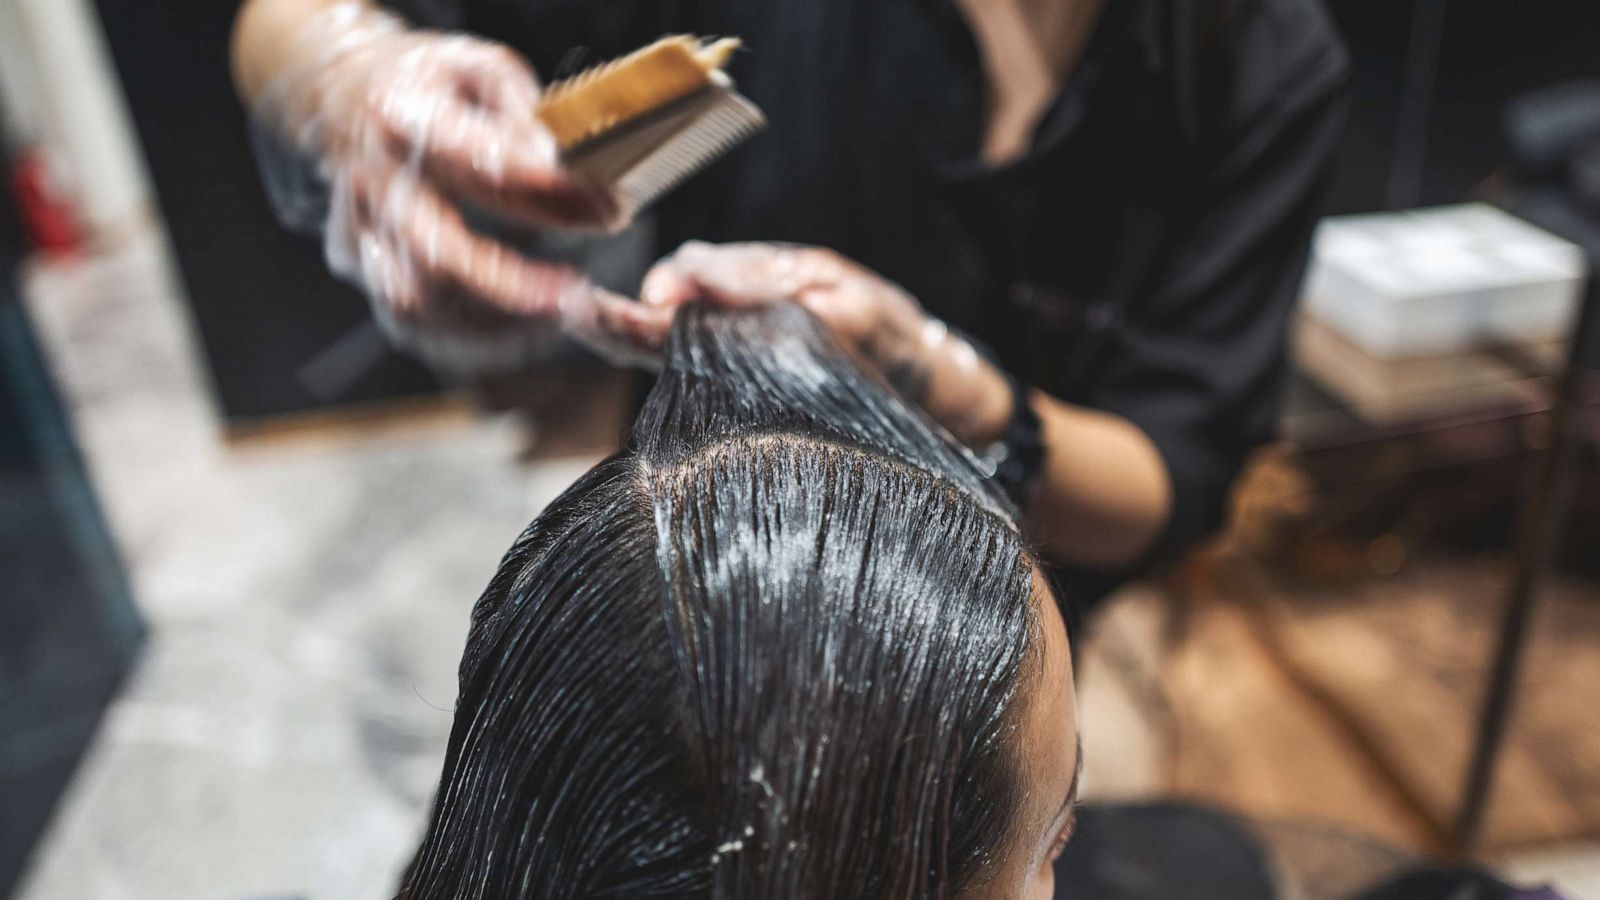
left=246, top=3, right=622, bottom=334
left=639, top=241, right=1015, bottom=444
left=640, top=241, right=924, bottom=354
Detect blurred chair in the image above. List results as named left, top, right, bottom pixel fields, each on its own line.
left=1454, top=78, right=1600, bottom=852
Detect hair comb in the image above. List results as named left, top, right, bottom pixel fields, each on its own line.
left=536, top=36, right=765, bottom=213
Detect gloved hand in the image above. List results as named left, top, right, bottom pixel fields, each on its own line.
left=248, top=1, right=651, bottom=367
left=640, top=241, right=1014, bottom=444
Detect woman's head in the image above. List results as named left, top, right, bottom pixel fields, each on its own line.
left=402, top=304, right=1077, bottom=899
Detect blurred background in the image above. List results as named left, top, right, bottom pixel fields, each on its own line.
left=1, top=1, right=1598, bottom=898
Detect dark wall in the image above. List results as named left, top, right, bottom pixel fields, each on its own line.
left=92, top=0, right=439, bottom=423
left=1325, top=0, right=1600, bottom=214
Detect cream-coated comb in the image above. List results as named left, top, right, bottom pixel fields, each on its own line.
left=536, top=36, right=765, bottom=213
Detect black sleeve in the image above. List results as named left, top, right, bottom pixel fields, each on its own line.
left=1093, top=7, right=1349, bottom=566
left=370, top=0, right=675, bottom=77
left=374, top=0, right=464, bottom=28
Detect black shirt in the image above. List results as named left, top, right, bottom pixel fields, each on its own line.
left=380, top=0, right=1350, bottom=597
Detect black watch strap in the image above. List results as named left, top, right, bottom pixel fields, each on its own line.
left=947, top=326, right=1045, bottom=507
left=984, top=370, right=1046, bottom=507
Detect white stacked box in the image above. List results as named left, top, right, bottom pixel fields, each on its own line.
left=1302, top=203, right=1587, bottom=358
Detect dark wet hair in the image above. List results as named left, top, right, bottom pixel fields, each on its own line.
left=401, top=304, right=1040, bottom=899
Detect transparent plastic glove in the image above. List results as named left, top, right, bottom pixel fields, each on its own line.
left=640, top=241, right=923, bottom=355
left=249, top=2, right=656, bottom=370
left=640, top=241, right=1013, bottom=442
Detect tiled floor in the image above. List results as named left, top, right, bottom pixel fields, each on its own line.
left=15, top=228, right=595, bottom=899
left=12, top=226, right=1600, bottom=899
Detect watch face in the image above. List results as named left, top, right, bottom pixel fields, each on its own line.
left=974, top=440, right=1007, bottom=478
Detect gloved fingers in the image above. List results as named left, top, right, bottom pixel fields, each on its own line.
left=568, top=288, right=675, bottom=365
left=331, top=158, right=586, bottom=328
left=419, top=125, right=619, bottom=231
left=254, top=6, right=623, bottom=239
left=444, top=39, right=545, bottom=114
left=637, top=253, right=702, bottom=308
left=791, top=278, right=891, bottom=348
left=393, top=176, right=589, bottom=319
left=641, top=241, right=851, bottom=308
left=640, top=241, right=918, bottom=348
left=362, top=77, right=620, bottom=231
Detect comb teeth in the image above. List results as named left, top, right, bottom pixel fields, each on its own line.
left=537, top=36, right=742, bottom=151
left=615, top=90, right=766, bottom=211
left=536, top=35, right=765, bottom=215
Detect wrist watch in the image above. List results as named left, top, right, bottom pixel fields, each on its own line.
left=975, top=368, right=1046, bottom=509
left=942, top=324, right=1046, bottom=507
left=940, top=321, right=1043, bottom=506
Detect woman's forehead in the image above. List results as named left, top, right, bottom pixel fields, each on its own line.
left=1023, top=568, right=1078, bottom=802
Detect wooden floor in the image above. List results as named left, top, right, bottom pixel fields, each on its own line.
left=1251, top=556, right=1600, bottom=851
left=1078, top=452, right=1600, bottom=864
